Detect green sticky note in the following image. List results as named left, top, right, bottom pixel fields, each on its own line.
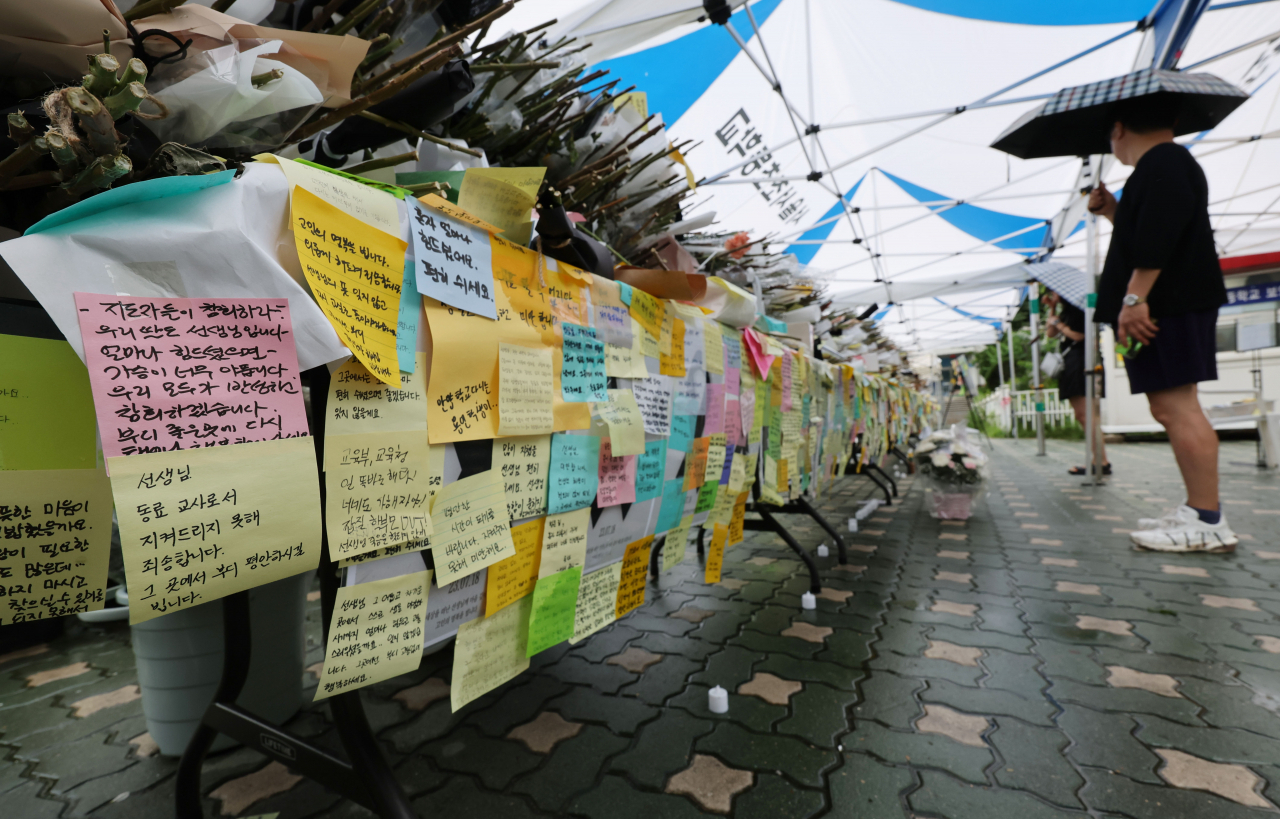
left=695, top=480, right=718, bottom=514
left=526, top=567, right=582, bottom=657
left=0, top=335, right=97, bottom=470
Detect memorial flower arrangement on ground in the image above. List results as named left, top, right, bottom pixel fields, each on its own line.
left=914, top=426, right=987, bottom=519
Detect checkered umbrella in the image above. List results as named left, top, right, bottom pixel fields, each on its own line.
left=991, top=68, right=1248, bottom=159
left=1023, top=261, right=1088, bottom=310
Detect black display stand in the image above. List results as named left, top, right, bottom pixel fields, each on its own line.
left=174, top=366, right=418, bottom=819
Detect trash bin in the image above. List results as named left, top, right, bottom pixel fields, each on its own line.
left=129, top=571, right=312, bottom=756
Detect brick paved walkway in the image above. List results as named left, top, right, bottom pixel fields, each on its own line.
left=3, top=438, right=1280, bottom=818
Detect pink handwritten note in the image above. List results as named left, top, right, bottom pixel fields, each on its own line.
left=725, top=367, right=740, bottom=397
left=74, top=293, right=310, bottom=459
left=725, top=397, right=742, bottom=448
left=742, top=329, right=774, bottom=379
left=596, top=438, right=637, bottom=507
left=704, top=383, right=725, bottom=435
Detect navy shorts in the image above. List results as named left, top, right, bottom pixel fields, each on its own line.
left=1121, top=308, right=1219, bottom=394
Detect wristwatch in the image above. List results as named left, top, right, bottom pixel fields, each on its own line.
left=1122, top=293, right=1146, bottom=307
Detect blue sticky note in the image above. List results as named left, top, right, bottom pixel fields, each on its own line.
left=618, top=281, right=633, bottom=305
left=724, top=333, right=742, bottom=370
left=548, top=433, right=600, bottom=514
left=635, top=440, right=667, bottom=502
left=27, top=169, right=237, bottom=235
left=409, top=197, right=497, bottom=320
left=561, top=322, right=607, bottom=402
left=668, top=414, right=697, bottom=453
left=656, top=481, right=687, bottom=532
left=397, top=257, right=419, bottom=373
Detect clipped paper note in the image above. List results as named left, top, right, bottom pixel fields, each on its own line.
left=430, top=468, right=516, bottom=586
left=111, top=437, right=322, bottom=623
left=526, top=566, right=581, bottom=656
left=497, top=342, right=554, bottom=435
left=315, top=569, right=429, bottom=700
left=409, top=197, right=497, bottom=320
left=73, top=294, right=310, bottom=460
left=538, top=507, right=589, bottom=579
left=451, top=595, right=531, bottom=711
left=572, top=562, right=622, bottom=643
left=292, top=186, right=407, bottom=386
left=703, top=320, right=724, bottom=375
left=327, top=357, right=427, bottom=436
left=0, top=335, right=98, bottom=471
left=485, top=516, right=543, bottom=616
left=0, top=468, right=113, bottom=624
left=324, top=430, right=432, bottom=560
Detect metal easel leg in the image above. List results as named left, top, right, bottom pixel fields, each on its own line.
left=866, top=462, right=898, bottom=498
left=795, top=496, right=848, bottom=565
left=755, top=508, right=821, bottom=594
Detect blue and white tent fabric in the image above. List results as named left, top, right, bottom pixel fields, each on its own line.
left=498, top=0, right=1280, bottom=351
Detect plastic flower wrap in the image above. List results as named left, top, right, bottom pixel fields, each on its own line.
left=913, top=425, right=988, bottom=519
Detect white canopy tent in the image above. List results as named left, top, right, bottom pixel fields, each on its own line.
left=497, top=0, right=1280, bottom=351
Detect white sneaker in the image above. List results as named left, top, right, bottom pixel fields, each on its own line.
left=1137, top=505, right=1185, bottom=530
left=1130, top=505, right=1238, bottom=553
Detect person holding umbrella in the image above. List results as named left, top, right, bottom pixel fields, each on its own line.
left=1088, top=94, right=1235, bottom=552
left=1043, top=290, right=1110, bottom=474
left=992, top=69, right=1247, bottom=553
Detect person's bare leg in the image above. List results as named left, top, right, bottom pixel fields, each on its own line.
left=1069, top=395, right=1108, bottom=465
left=1147, top=384, right=1218, bottom=510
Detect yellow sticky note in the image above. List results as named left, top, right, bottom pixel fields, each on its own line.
left=778, top=458, right=789, bottom=493
left=593, top=389, right=645, bottom=457
left=614, top=91, right=648, bottom=118
left=705, top=524, right=728, bottom=584
left=708, top=482, right=736, bottom=527
left=292, top=186, right=408, bottom=386
left=539, top=507, right=589, bottom=579
left=418, top=193, right=502, bottom=234
left=729, top=492, right=748, bottom=545
left=0, top=468, right=113, bottom=624
left=327, top=358, right=427, bottom=436
left=683, top=437, right=709, bottom=492
left=324, top=430, right=432, bottom=561
left=760, top=455, right=784, bottom=506
left=615, top=535, right=653, bottom=618
left=572, top=562, right=622, bottom=643
left=265, top=154, right=401, bottom=235
left=430, top=469, right=517, bottom=585
left=703, top=433, right=727, bottom=485
left=498, top=342, right=555, bottom=436
left=662, top=514, right=692, bottom=573
left=659, top=317, right=686, bottom=377
left=314, top=569, right=430, bottom=700
left=451, top=594, right=531, bottom=711
left=458, top=167, right=545, bottom=246
left=639, top=322, right=660, bottom=360
left=428, top=444, right=445, bottom=499
left=703, top=320, right=724, bottom=375
left=728, top=451, right=747, bottom=493
left=605, top=317, right=648, bottom=378
left=485, top=516, right=543, bottom=616
left=630, top=289, right=665, bottom=339
left=111, top=437, right=322, bottom=624
left=0, top=335, right=98, bottom=471
left=492, top=434, right=551, bottom=520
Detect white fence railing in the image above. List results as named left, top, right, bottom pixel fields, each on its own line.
left=973, top=385, right=1078, bottom=432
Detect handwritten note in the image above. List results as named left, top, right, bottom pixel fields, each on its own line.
left=526, top=566, right=581, bottom=656
left=314, top=569, right=428, bottom=700
left=292, top=186, right=407, bottom=386
left=73, top=294, right=310, bottom=460
left=457, top=167, right=545, bottom=245
left=669, top=414, right=696, bottom=453
left=781, top=354, right=794, bottom=412
left=596, top=439, right=637, bottom=508
left=327, top=357, right=427, bottom=436
left=539, top=508, right=588, bottom=578
left=704, top=384, right=725, bottom=435
left=632, top=376, right=673, bottom=437
left=423, top=569, right=485, bottom=648
left=592, top=278, right=633, bottom=348
left=572, top=562, right=621, bottom=643
left=615, top=536, right=653, bottom=617
left=659, top=317, right=686, bottom=378
left=110, top=437, right=321, bottom=623
left=492, top=434, right=550, bottom=520
left=662, top=514, right=692, bottom=572
left=0, top=468, right=113, bottom=624
left=683, top=438, right=709, bottom=492
left=656, top=481, right=689, bottom=533
left=409, top=198, right=496, bottom=320
left=485, top=516, right=543, bottom=615
left=270, top=155, right=401, bottom=235
left=0, top=335, right=97, bottom=471
left=418, top=194, right=502, bottom=233
left=594, top=389, right=644, bottom=456
left=725, top=395, right=742, bottom=448
left=430, top=469, right=516, bottom=585
left=730, top=493, right=747, bottom=545
left=703, top=320, right=724, bottom=375
left=548, top=433, right=599, bottom=514
left=561, top=323, right=607, bottom=403
left=705, top=524, right=727, bottom=583
left=325, top=431, right=432, bottom=560
left=605, top=329, right=648, bottom=379
left=634, top=440, right=666, bottom=503
left=451, top=595, right=530, bottom=711
left=629, top=288, right=665, bottom=339
left=397, top=260, right=420, bottom=373
left=498, top=342, right=554, bottom=435
left=704, top=434, right=727, bottom=485
left=728, top=451, right=747, bottom=493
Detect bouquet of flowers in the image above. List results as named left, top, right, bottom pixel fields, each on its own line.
left=913, top=426, right=987, bottom=519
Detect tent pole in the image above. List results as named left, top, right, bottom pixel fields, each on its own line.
left=1084, top=158, right=1098, bottom=484
left=1030, top=284, right=1046, bottom=455
left=994, top=326, right=1007, bottom=431
left=1008, top=316, right=1019, bottom=440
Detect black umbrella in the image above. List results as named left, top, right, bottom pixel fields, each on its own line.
left=991, top=68, right=1248, bottom=159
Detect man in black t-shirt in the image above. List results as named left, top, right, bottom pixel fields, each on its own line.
left=1089, top=95, right=1235, bottom=553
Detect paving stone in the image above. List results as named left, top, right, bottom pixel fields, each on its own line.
left=776, top=682, right=859, bottom=747
left=690, top=645, right=763, bottom=690
left=989, top=719, right=1085, bottom=808
left=909, top=769, right=1083, bottom=819
left=566, top=773, right=708, bottom=819
left=617, top=654, right=704, bottom=706
left=664, top=753, right=754, bottom=813
left=509, top=725, right=630, bottom=812
left=730, top=772, right=825, bottom=819
left=826, top=752, right=913, bottom=819
left=921, top=679, right=1056, bottom=726
left=843, top=720, right=993, bottom=784
left=393, top=677, right=450, bottom=711
left=1081, top=765, right=1273, bottom=819
left=208, top=761, right=302, bottom=817
left=423, top=725, right=543, bottom=790
left=1106, top=665, right=1182, bottom=698
left=506, top=711, right=583, bottom=754
left=695, top=722, right=838, bottom=788
left=608, top=710, right=715, bottom=789
left=606, top=647, right=664, bottom=674
left=414, top=775, right=545, bottom=819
